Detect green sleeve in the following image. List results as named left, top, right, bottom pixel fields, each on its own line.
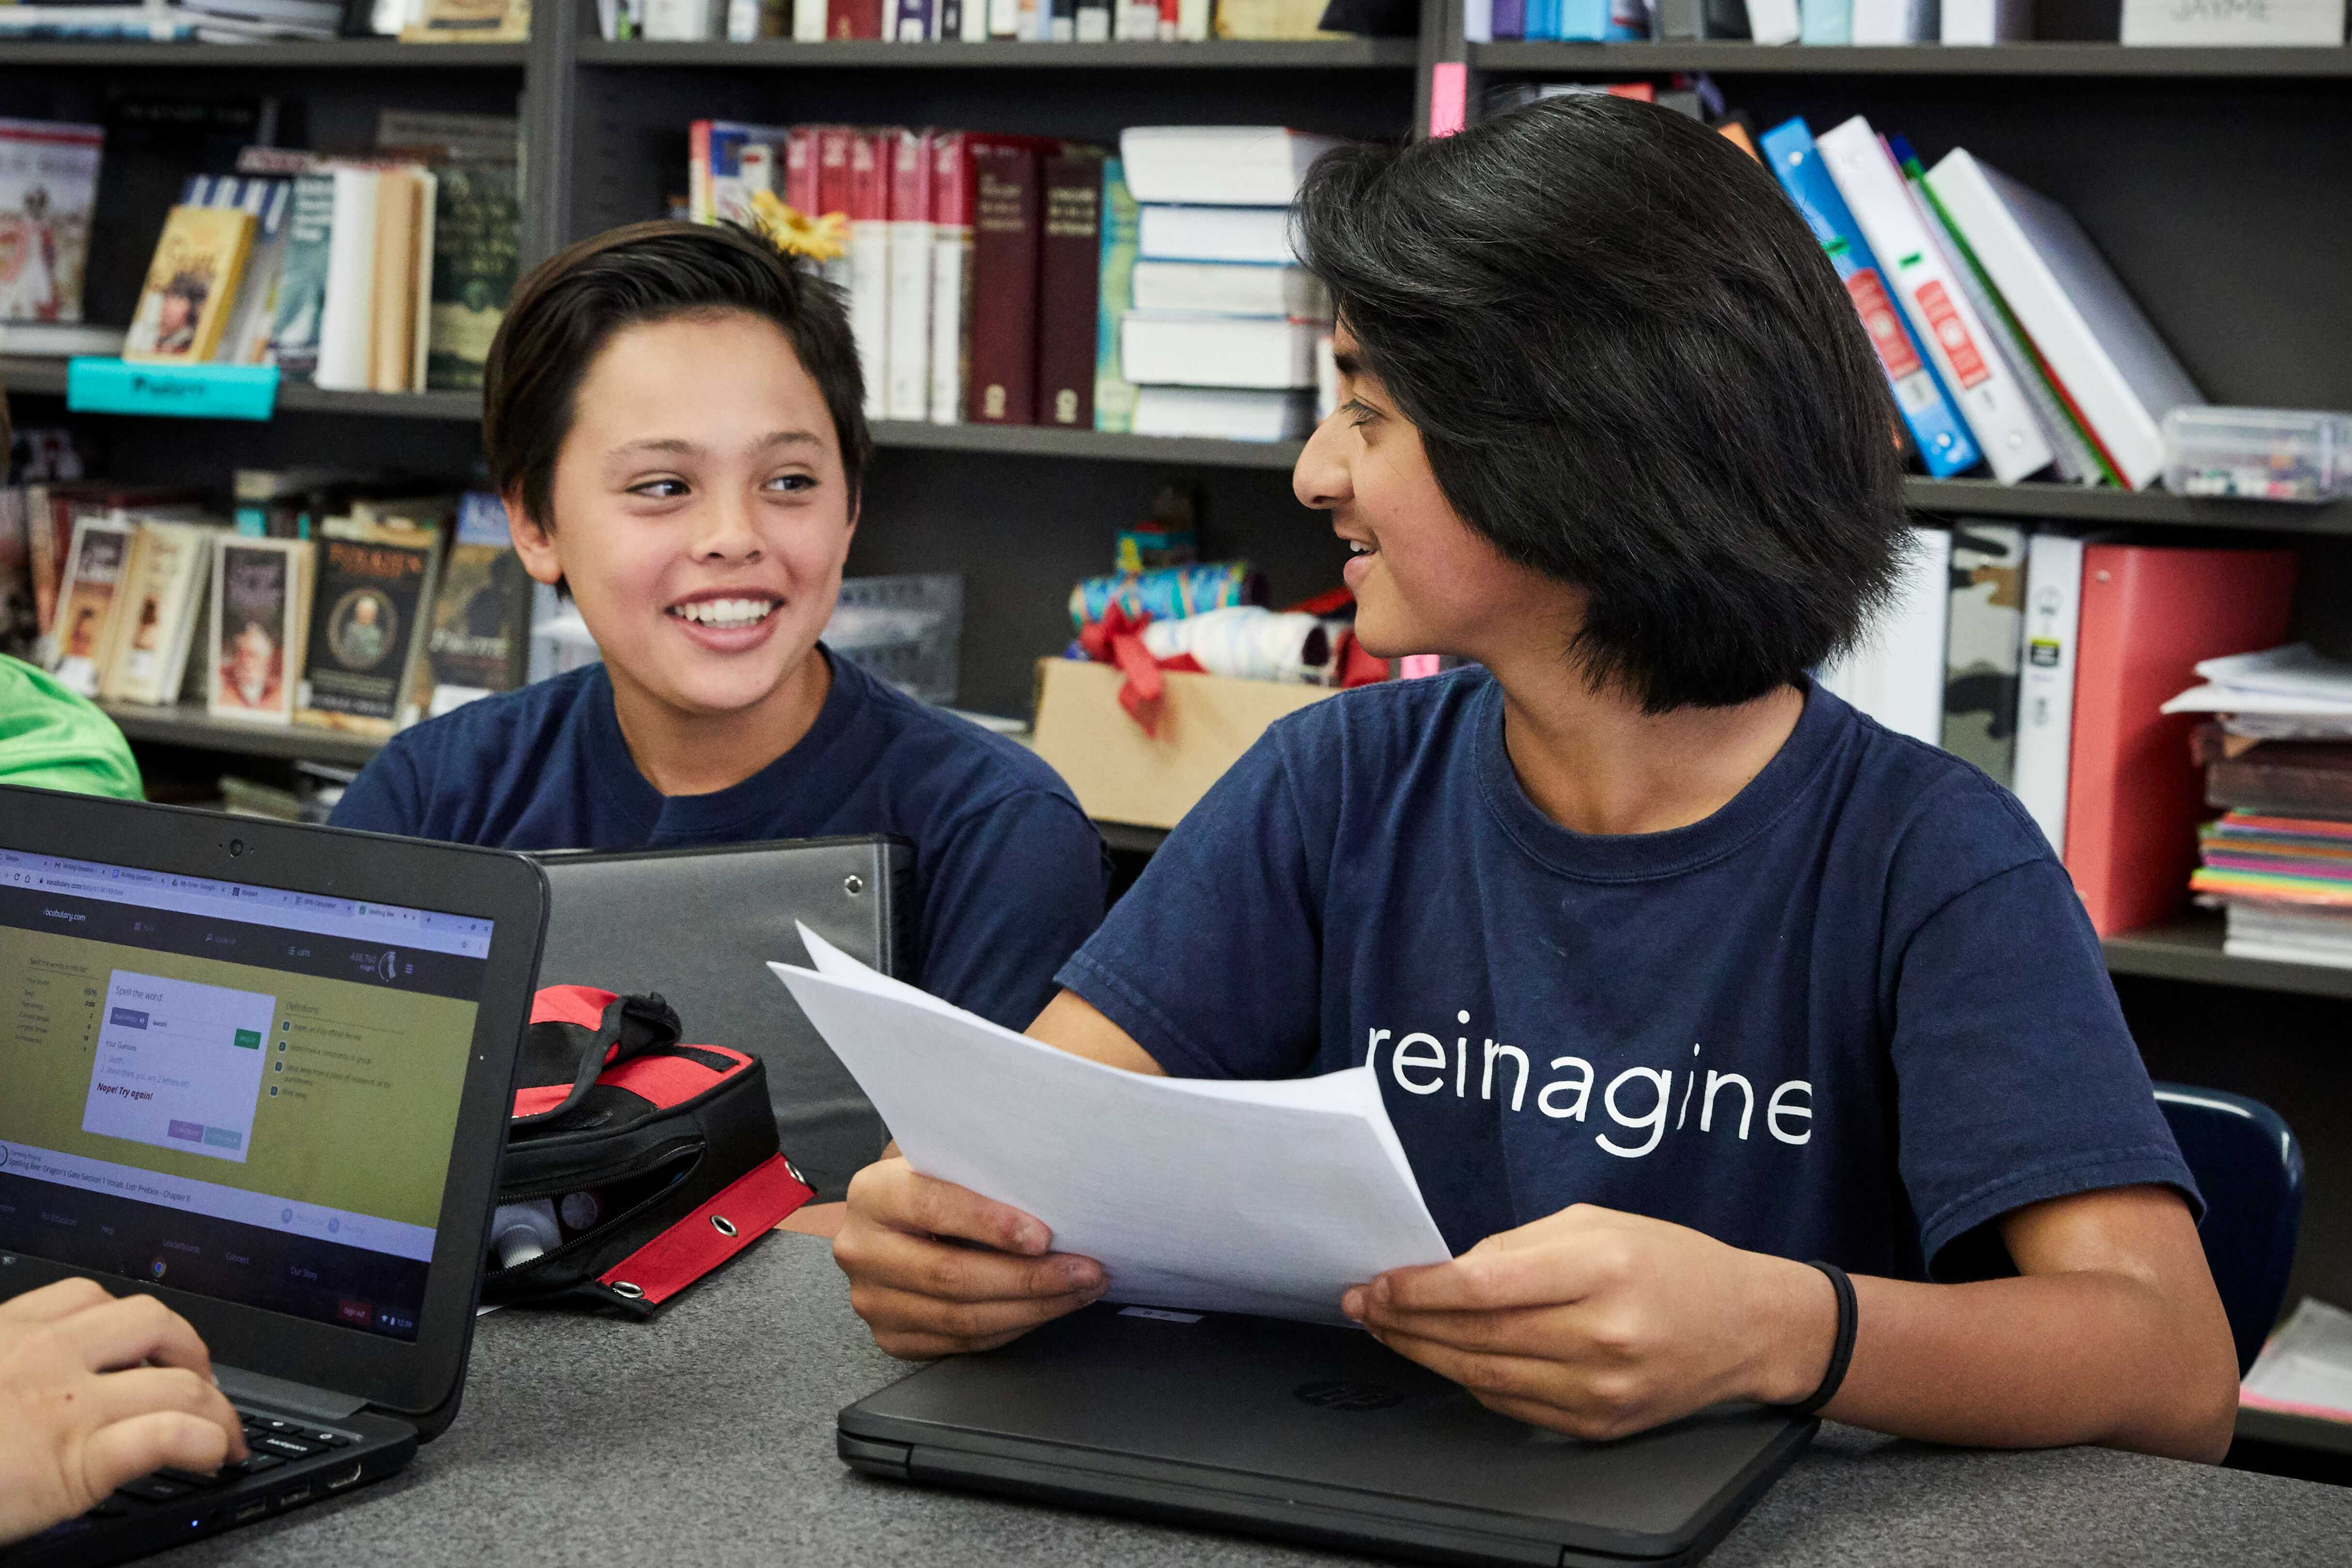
left=0, top=654, right=143, bottom=801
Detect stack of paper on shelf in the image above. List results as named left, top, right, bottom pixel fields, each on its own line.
left=2168, top=645, right=2352, bottom=967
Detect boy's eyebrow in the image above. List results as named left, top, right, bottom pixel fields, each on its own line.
left=1331, top=350, right=1362, bottom=380
left=608, top=430, right=824, bottom=459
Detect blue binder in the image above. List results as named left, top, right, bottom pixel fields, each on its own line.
left=1758, top=117, right=1980, bottom=479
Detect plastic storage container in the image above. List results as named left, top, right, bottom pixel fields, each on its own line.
left=826, top=574, right=963, bottom=707
left=2161, top=407, right=2352, bottom=502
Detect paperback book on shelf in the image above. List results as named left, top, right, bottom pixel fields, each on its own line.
left=424, top=493, right=532, bottom=718
left=99, top=519, right=220, bottom=708
left=45, top=514, right=135, bottom=696
left=296, top=521, right=443, bottom=737
left=0, top=118, right=104, bottom=326
left=208, top=536, right=312, bottom=727
left=123, top=205, right=256, bottom=365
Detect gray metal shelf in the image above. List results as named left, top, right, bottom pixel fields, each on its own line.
left=0, top=40, right=526, bottom=67
left=100, top=701, right=385, bottom=768
left=1903, top=478, right=2352, bottom=536
left=577, top=37, right=1420, bottom=67
left=869, top=419, right=1304, bottom=469
left=2102, top=911, right=2352, bottom=1002
left=1471, top=41, right=2352, bottom=77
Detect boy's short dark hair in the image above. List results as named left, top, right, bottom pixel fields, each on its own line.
left=483, top=220, right=872, bottom=533
left=1293, top=95, right=1907, bottom=713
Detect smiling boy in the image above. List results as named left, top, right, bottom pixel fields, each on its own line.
left=331, top=223, right=1106, bottom=1058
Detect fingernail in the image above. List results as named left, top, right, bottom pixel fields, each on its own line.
left=1066, top=1262, right=1104, bottom=1291
left=1017, top=1223, right=1049, bottom=1254
left=1371, top=1275, right=1392, bottom=1306
left=1341, top=1288, right=1364, bottom=1320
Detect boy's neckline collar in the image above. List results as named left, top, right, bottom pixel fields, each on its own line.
left=583, top=645, right=866, bottom=838
left=1471, top=674, right=1849, bottom=884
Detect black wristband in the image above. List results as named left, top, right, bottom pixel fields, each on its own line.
left=1781, top=1260, right=1857, bottom=1417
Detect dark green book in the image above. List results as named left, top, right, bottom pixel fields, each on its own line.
left=425, top=159, right=521, bottom=392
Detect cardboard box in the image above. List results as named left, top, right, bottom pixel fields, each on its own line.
left=1030, top=657, right=1339, bottom=830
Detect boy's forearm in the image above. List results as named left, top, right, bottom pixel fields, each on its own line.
left=1806, top=1270, right=2237, bottom=1461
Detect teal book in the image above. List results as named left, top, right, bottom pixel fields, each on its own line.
left=1798, top=0, right=1851, bottom=41
left=265, top=172, right=336, bottom=379
left=1092, top=158, right=1139, bottom=435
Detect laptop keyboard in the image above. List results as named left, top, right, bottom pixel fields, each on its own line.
left=79, top=1406, right=359, bottom=1518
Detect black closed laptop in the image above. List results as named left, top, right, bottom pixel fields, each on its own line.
left=0, top=786, right=546, bottom=1568
left=840, top=1303, right=1813, bottom=1567
left=529, top=837, right=910, bottom=1199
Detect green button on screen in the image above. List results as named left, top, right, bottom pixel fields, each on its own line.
left=233, top=1029, right=262, bottom=1049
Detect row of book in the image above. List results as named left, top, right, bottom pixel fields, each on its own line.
left=1825, top=523, right=2298, bottom=942
left=1468, top=0, right=2349, bottom=45
left=614, top=0, right=1354, bottom=41
left=0, top=0, right=528, bottom=42
left=0, top=110, right=521, bottom=395
left=4, top=482, right=531, bottom=735
left=689, top=122, right=1332, bottom=440
left=2169, top=646, right=2352, bottom=969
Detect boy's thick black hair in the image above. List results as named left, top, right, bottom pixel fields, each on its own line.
left=1293, top=95, right=1907, bottom=712
left=483, top=220, right=872, bottom=532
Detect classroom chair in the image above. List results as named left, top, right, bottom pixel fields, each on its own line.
left=2153, top=1083, right=2304, bottom=1377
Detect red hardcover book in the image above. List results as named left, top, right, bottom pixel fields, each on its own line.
left=967, top=136, right=1044, bottom=426
left=1035, top=148, right=1106, bottom=428
left=2064, top=543, right=2298, bottom=936
left=784, top=124, right=820, bottom=214
left=928, top=131, right=975, bottom=424
left=816, top=125, right=854, bottom=219
left=829, top=0, right=885, bottom=35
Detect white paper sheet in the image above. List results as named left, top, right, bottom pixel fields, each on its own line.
left=2241, top=1296, right=2352, bottom=1422
left=772, top=926, right=1450, bottom=1323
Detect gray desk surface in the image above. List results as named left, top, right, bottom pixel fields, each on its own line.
left=180, top=1232, right=2352, bottom=1568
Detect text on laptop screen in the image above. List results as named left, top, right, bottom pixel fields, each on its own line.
left=0, top=847, right=492, bottom=1342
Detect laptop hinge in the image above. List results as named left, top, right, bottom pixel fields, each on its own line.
left=216, top=1364, right=369, bottom=1422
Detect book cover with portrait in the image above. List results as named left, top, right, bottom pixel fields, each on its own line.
left=44, top=513, right=133, bottom=696
left=207, top=536, right=312, bottom=726
left=123, top=203, right=256, bottom=365
left=295, top=520, right=441, bottom=736
left=0, top=117, right=104, bottom=325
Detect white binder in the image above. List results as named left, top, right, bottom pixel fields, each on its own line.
left=1815, top=117, right=2055, bottom=484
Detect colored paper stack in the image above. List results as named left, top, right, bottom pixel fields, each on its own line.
left=2168, top=646, right=2352, bottom=967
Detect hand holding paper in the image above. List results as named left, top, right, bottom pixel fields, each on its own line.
left=771, top=927, right=1450, bottom=1323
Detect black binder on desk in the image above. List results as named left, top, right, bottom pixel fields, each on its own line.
left=530, top=837, right=912, bottom=1202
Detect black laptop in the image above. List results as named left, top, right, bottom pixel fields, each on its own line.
left=840, top=1303, right=1813, bottom=1567
left=529, top=837, right=911, bottom=1200
left=0, top=785, right=546, bottom=1567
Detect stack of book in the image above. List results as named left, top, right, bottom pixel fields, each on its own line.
left=613, top=0, right=1342, bottom=42
left=2165, top=646, right=2352, bottom=967
left=1474, top=0, right=2348, bottom=44
left=1112, top=126, right=1335, bottom=442
left=1823, top=527, right=2298, bottom=939
left=11, top=485, right=536, bottom=737
left=1760, top=114, right=2201, bottom=492
left=0, top=0, right=343, bottom=41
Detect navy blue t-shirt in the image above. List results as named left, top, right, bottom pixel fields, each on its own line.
left=1060, top=669, right=2194, bottom=1279
left=333, top=650, right=1107, bottom=1031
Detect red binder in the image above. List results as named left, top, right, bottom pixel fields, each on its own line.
left=2065, top=543, right=2297, bottom=936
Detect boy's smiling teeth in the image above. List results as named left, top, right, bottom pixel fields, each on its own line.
left=670, top=597, right=779, bottom=629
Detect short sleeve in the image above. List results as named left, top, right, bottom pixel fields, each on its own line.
left=1057, top=730, right=1324, bottom=1080
left=0, top=656, right=141, bottom=801
left=914, top=789, right=1107, bottom=1032
left=329, top=736, right=425, bottom=837
left=1891, top=856, right=2199, bottom=1276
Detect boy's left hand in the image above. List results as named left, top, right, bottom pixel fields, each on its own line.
left=1342, top=1204, right=1836, bottom=1441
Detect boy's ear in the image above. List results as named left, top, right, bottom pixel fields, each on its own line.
left=505, top=488, right=565, bottom=589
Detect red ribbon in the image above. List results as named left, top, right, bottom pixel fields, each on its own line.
left=1076, top=604, right=1201, bottom=737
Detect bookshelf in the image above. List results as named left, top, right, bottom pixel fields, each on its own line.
left=1469, top=41, right=2352, bottom=77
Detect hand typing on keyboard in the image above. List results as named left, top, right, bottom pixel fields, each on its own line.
left=0, top=1278, right=249, bottom=1547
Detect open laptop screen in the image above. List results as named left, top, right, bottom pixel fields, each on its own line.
left=0, top=846, right=492, bottom=1344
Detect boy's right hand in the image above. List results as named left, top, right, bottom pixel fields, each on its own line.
left=834, top=1156, right=1107, bottom=1359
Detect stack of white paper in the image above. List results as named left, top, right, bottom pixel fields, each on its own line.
left=769, top=927, right=1450, bottom=1323
left=2162, top=643, right=2352, bottom=740
left=2242, top=1297, right=2352, bottom=1424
